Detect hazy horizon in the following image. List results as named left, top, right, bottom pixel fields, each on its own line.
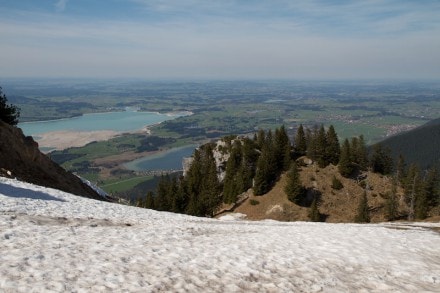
left=1, top=0, right=439, bottom=80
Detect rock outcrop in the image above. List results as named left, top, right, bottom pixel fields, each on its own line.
left=0, top=121, right=103, bottom=200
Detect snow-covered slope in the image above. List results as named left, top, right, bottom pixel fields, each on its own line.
left=1, top=177, right=440, bottom=292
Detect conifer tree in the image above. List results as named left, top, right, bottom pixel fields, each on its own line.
left=254, top=130, right=278, bottom=195
left=325, top=125, right=340, bottom=166
left=385, top=178, right=399, bottom=221
left=223, top=140, right=243, bottom=203
left=338, top=139, right=354, bottom=177
left=404, top=164, right=421, bottom=221
left=185, top=149, right=204, bottom=215
left=306, top=125, right=318, bottom=161
left=185, top=146, right=221, bottom=217
left=423, top=167, right=439, bottom=207
left=354, top=190, right=370, bottom=223
left=370, top=144, right=393, bottom=175
left=309, top=197, right=321, bottom=222
left=415, top=187, right=428, bottom=220
left=349, top=137, right=359, bottom=164
left=174, top=179, right=188, bottom=213
left=396, top=154, right=407, bottom=185
left=199, top=146, right=222, bottom=217
left=156, top=175, right=172, bottom=211
left=354, top=135, right=368, bottom=170
left=145, top=191, right=155, bottom=209
left=284, top=162, right=306, bottom=203
left=253, top=143, right=273, bottom=196
left=282, top=142, right=292, bottom=171
left=274, top=125, right=292, bottom=171
left=256, top=129, right=266, bottom=150
left=0, top=87, right=20, bottom=126
left=316, top=125, right=327, bottom=168
left=294, top=124, right=307, bottom=156
left=241, top=138, right=258, bottom=190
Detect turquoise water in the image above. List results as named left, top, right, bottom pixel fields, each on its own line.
left=19, top=111, right=181, bottom=135
left=124, top=145, right=196, bottom=171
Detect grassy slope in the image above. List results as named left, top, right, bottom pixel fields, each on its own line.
left=232, top=162, right=410, bottom=223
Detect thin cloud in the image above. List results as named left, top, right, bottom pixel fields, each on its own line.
left=55, top=0, right=69, bottom=12
left=0, top=0, right=439, bottom=79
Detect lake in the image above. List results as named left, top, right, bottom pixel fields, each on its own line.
left=124, top=145, right=196, bottom=171
left=19, top=111, right=186, bottom=136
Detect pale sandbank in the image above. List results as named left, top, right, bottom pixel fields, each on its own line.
left=35, top=130, right=121, bottom=152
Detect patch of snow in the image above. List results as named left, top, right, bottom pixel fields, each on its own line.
left=266, top=204, right=284, bottom=215
left=1, top=177, right=440, bottom=292
left=218, top=213, right=247, bottom=221
left=77, top=175, right=109, bottom=199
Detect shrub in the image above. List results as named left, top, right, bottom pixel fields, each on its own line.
left=250, top=199, right=260, bottom=206
left=331, top=176, right=343, bottom=190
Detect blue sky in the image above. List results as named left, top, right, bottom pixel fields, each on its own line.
left=0, top=0, right=439, bottom=79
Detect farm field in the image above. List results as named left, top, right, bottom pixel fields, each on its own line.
left=4, top=79, right=440, bottom=198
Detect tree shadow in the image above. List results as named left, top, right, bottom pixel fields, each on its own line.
left=0, top=183, right=65, bottom=202
left=296, top=188, right=322, bottom=207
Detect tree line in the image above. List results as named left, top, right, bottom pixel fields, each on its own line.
left=136, top=124, right=438, bottom=221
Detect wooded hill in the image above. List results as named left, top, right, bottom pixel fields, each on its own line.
left=376, top=117, right=440, bottom=170
left=136, top=125, right=440, bottom=222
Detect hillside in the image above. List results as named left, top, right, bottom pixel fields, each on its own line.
left=377, top=117, right=440, bottom=169
left=0, top=121, right=103, bottom=200
left=227, top=161, right=419, bottom=223
left=1, top=177, right=440, bottom=291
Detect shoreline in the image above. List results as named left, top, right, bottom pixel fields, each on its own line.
left=20, top=110, right=193, bottom=124
left=22, top=110, right=194, bottom=152
left=35, top=130, right=122, bottom=152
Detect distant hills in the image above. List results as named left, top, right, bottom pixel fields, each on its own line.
left=377, top=117, right=440, bottom=169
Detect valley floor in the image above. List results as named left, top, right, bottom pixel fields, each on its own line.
left=1, top=177, right=439, bottom=292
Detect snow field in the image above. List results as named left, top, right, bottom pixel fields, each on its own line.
left=1, top=177, right=440, bottom=292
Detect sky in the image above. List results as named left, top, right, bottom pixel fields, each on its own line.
left=0, top=0, right=439, bottom=80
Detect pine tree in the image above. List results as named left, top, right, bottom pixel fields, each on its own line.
left=256, top=129, right=266, bottom=150
left=253, top=143, right=273, bottom=196
left=274, top=125, right=291, bottom=172
left=309, top=197, right=321, bottom=222
left=294, top=124, right=307, bottom=156
left=306, top=125, right=318, bottom=161
left=404, top=164, right=421, bottom=221
left=354, top=190, right=370, bottom=223
left=316, top=125, right=327, bottom=168
left=199, top=146, right=222, bottom=217
left=423, top=167, right=439, bottom=207
left=415, top=187, right=428, bottom=220
left=355, top=135, right=368, bottom=170
left=325, top=125, right=340, bottom=166
left=185, top=149, right=204, bottom=215
left=185, top=146, right=221, bottom=217
left=284, top=162, right=306, bottom=203
left=156, top=175, right=172, bottom=211
left=338, top=139, right=354, bottom=177
left=144, top=191, right=155, bottom=209
left=241, top=138, right=258, bottom=190
left=223, top=140, right=242, bottom=203
left=385, top=178, right=399, bottom=221
left=370, top=144, right=393, bottom=175
left=396, top=154, right=407, bottom=185
left=0, top=87, right=20, bottom=126
left=349, top=137, right=359, bottom=164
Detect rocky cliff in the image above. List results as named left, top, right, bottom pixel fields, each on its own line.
left=0, top=121, right=103, bottom=200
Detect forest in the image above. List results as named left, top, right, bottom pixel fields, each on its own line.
left=137, top=125, right=439, bottom=222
